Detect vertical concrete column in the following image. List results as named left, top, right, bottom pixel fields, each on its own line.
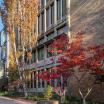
left=44, top=44, right=47, bottom=88
left=54, top=79, right=57, bottom=87
left=60, top=0, right=62, bottom=19
left=49, top=6, right=51, bottom=28
left=54, top=0, right=57, bottom=25
left=29, top=73, right=31, bottom=89
left=40, top=70, right=43, bottom=88
left=49, top=68, right=51, bottom=85
left=36, top=49, right=38, bottom=63
left=44, top=44, right=47, bottom=59
left=66, top=0, right=70, bottom=38
left=61, top=74, right=63, bottom=88
left=44, top=0, right=46, bottom=32
left=36, top=71, right=38, bottom=90
left=44, top=68, right=47, bottom=88
left=32, top=72, right=34, bottom=89
left=54, top=56, right=57, bottom=87
left=54, top=0, right=57, bottom=37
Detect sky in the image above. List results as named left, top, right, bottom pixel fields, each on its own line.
left=0, top=0, right=4, bottom=31
left=0, top=18, right=4, bottom=31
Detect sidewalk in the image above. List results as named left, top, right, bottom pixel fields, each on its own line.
left=0, top=96, right=37, bottom=104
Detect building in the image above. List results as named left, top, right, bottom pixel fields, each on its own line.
left=18, top=0, right=69, bottom=92
left=70, top=0, right=104, bottom=101
left=0, top=28, right=8, bottom=90
left=18, top=0, right=104, bottom=101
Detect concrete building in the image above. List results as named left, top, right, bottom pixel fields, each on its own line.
left=18, top=0, right=104, bottom=101
left=70, top=0, right=104, bottom=101
left=18, top=0, right=69, bottom=92
left=0, top=28, right=8, bottom=90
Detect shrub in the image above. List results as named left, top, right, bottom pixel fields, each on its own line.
left=52, top=92, right=60, bottom=100
left=44, top=85, right=53, bottom=100
left=27, top=96, right=38, bottom=101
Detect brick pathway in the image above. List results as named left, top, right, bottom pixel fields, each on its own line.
left=0, top=97, right=37, bottom=104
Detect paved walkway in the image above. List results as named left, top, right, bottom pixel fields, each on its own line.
left=0, top=97, right=37, bottom=104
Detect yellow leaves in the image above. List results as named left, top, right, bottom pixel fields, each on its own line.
left=9, top=50, right=22, bottom=69
left=16, top=51, right=22, bottom=59
left=5, top=0, right=39, bottom=69
left=9, top=53, right=17, bottom=69
left=30, top=34, right=38, bottom=46
left=10, top=32, right=15, bottom=42
left=27, top=52, right=32, bottom=60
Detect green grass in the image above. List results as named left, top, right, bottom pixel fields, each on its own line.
left=0, top=91, right=24, bottom=97
left=0, top=91, right=8, bottom=96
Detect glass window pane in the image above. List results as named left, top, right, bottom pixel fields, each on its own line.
left=57, top=0, right=61, bottom=20
left=46, top=8, right=49, bottom=29
left=41, top=12, right=44, bottom=32
left=62, top=0, right=67, bottom=17
left=51, top=3, right=54, bottom=25
left=38, top=15, right=40, bottom=34
left=38, top=47, right=44, bottom=60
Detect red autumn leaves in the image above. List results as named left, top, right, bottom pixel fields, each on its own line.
left=37, top=33, right=104, bottom=82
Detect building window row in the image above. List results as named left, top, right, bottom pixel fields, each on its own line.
left=38, top=0, right=67, bottom=34
left=31, top=44, right=52, bottom=63
left=33, top=24, right=67, bottom=63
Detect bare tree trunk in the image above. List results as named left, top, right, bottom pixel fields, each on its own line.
left=21, top=46, right=28, bottom=98
left=18, top=65, right=28, bottom=97
left=79, top=88, right=92, bottom=104
left=83, top=98, right=86, bottom=104
left=13, top=37, right=28, bottom=97
left=22, top=78, right=28, bottom=97
left=60, top=95, right=65, bottom=104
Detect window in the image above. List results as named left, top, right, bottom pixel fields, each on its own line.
left=41, top=0, right=44, bottom=8
left=32, top=50, right=36, bottom=63
left=46, top=8, right=49, bottom=29
left=62, top=0, right=67, bottom=17
left=57, top=0, right=61, bottom=20
left=47, top=44, right=53, bottom=58
left=46, top=0, right=49, bottom=3
left=47, top=32, right=54, bottom=41
left=38, top=47, right=44, bottom=60
left=38, top=15, right=40, bottom=34
left=50, top=3, right=54, bottom=25
left=41, top=12, right=44, bottom=32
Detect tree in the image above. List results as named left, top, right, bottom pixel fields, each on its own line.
left=38, top=33, right=104, bottom=104
left=0, top=0, right=39, bottom=97
left=37, top=34, right=69, bottom=103
left=44, top=85, right=53, bottom=100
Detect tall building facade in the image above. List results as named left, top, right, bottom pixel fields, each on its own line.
left=18, top=0, right=69, bottom=92
left=18, top=0, right=104, bottom=101
left=0, top=28, right=8, bottom=90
